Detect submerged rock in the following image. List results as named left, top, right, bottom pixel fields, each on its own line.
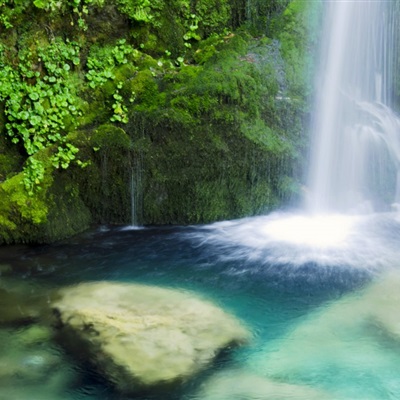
left=0, top=325, right=73, bottom=391
left=246, top=272, right=400, bottom=399
left=364, top=273, right=400, bottom=339
left=0, top=278, right=53, bottom=325
left=16, top=324, right=54, bottom=347
left=52, top=281, right=250, bottom=392
left=196, top=370, right=332, bottom=400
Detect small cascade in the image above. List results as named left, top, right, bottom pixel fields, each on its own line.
left=130, top=168, right=137, bottom=226
left=129, top=156, right=143, bottom=227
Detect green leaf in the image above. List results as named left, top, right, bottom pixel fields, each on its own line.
left=19, top=111, right=30, bottom=120
left=34, top=103, right=45, bottom=114
left=29, top=92, right=40, bottom=101
left=30, top=115, right=42, bottom=126
left=33, top=0, right=46, bottom=9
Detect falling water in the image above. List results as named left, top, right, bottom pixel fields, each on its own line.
left=130, top=167, right=138, bottom=226
left=129, top=156, right=143, bottom=227
left=307, top=0, right=400, bottom=213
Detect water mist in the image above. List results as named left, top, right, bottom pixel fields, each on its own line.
left=307, top=0, right=400, bottom=214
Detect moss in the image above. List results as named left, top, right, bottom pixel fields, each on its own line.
left=0, top=0, right=312, bottom=239
left=0, top=142, right=24, bottom=183
left=74, top=124, right=132, bottom=224
left=135, top=53, right=160, bottom=69
left=194, top=0, right=231, bottom=37
left=271, top=0, right=321, bottom=99
left=84, top=3, right=131, bottom=44
left=91, top=123, right=131, bottom=151
left=0, top=172, right=51, bottom=244
left=0, top=140, right=91, bottom=244
left=192, top=33, right=229, bottom=64
left=113, top=63, right=138, bottom=83
left=38, top=171, right=91, bottom=243
left=134, top=113, right=285, bottom=224
left=115, top=35, right=302, bottom=225
left=0, top=172, right=91, bottom=244
left=124, top=69, right=162, bottom=110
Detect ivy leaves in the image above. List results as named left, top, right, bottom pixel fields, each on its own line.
left=86, top=39, right=137, bottom=89
left=0, top=40, right=83, bottom=194
left=86, top=39, right=136, bottom=123
left=1, top=0, right=102, bottom=29
left=0, top=36, right=139, bottom=194
left=32, top=0, right=104, bottom=30
left=33, top=0, right=49, bottom=9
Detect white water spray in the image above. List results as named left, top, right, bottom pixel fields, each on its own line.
left=307, top=0, right=400, bottom=213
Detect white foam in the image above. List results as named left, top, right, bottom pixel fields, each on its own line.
left=191, top=211, right=400, bottom=270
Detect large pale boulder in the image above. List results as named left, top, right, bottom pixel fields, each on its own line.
left=52, top=281, right=250, bottom=392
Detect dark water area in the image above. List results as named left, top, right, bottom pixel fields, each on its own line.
left=0, top=219, right=399, bottom=399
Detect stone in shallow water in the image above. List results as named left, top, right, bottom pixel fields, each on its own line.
left=0, top=277, right=53, bottom=325
left=364, top=273, right=400, bottom=339
left=195, top=370, right=331, bottom=400
left=52, top=281, right=250, bottom=392
left=246, top=272, right=400, bottom=399
left=0, top=324, right=75, bottom=398
left=16, top=324, right=53, bottom=346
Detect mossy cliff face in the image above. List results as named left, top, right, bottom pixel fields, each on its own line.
left=0, top=0, right=315, bottom=243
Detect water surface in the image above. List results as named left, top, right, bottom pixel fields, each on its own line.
left=2, top=213, right=400, bottom=399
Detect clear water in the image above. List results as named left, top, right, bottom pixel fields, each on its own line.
left=2, top=220, right=400, bottom=399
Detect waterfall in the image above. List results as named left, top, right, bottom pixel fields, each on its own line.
left=307, top=0, right=400, bottom=214
left=190, top=1, right=400, bottom=268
